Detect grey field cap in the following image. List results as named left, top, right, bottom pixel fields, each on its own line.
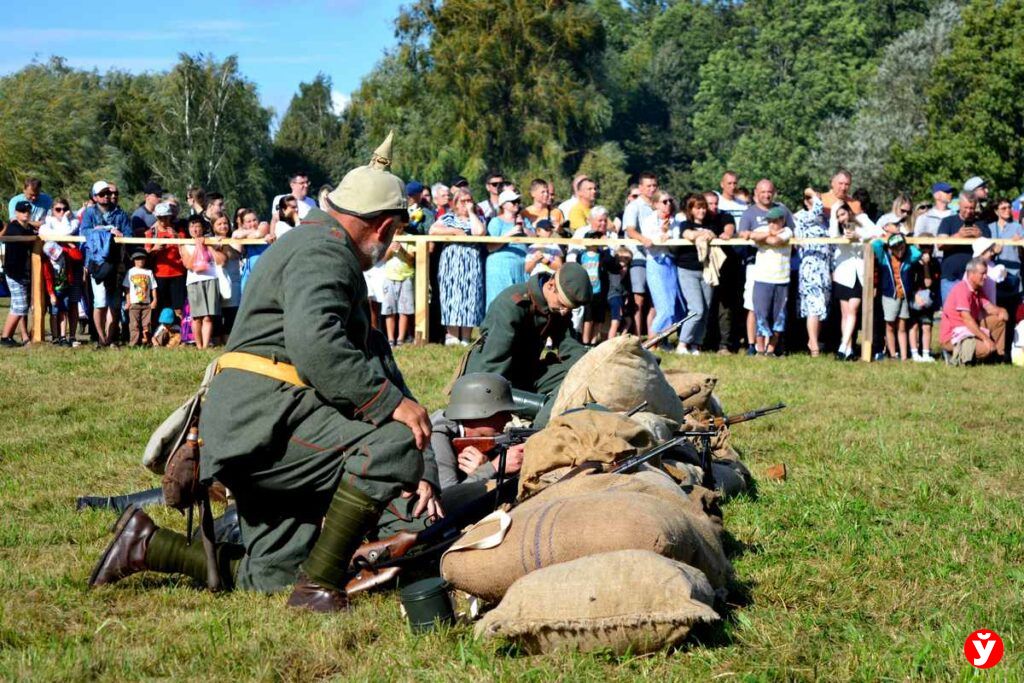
left=444, top=373, right=518, bottom=421
left=326, top=131, right=407, bottom=217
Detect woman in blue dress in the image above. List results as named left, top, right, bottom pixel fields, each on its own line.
left=430, top=186, right=486, bottom=345
left=485, top=189, right=530, bottom=310
left=232, top=209, right=272, bottom=296
left=793, top=189, right=830, bottom=356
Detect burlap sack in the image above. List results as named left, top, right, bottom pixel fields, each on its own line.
left=518, top=410, right=654, bottom=499
left=475, top=549, right=719, bottom=655
left=441, top=488, right=733, bottom=602
left=664, top=370, right=717, bottom=411
left=531, top=469, right=688, bottom=509
left=550, top=336, right=685, bottom=422
left=629, top=411, right=679, bottom=443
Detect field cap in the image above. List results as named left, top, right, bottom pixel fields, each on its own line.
left=765, top=206, right=786, bottom=221
left=963, top=176, right=985, bottom=192
left=555, top=263, right=593, bottom=308
left=326, top=132, right=406, bottom=218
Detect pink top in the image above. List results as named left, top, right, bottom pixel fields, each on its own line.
left=940, top=279, right=990, bottom=345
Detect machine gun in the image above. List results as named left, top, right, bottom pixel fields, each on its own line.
left=706, top=402, right=786, bottom=428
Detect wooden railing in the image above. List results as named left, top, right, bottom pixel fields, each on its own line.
left=2, top=232, right=1018, bottom=362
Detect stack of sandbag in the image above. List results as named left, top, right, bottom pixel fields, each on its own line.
left=516, top=409, right=654, bottom=499
left=474, top=549, right=719, bottom=655
left=440, top=471, right=733, bottom=604
left=550, top=335, right=686, bottom=423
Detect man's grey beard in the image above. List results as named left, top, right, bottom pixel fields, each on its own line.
left=367, top=242, right=388, bottom=266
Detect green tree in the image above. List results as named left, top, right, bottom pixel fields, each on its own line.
left=273, top=74, right=343, bottom=187
left=0, top=58, right=111, bottom=215
left=689, top=0, right=933, bottom=201
left=811, top=1, right=960, bottom=200
left=890, top=0, right=1024, bottom=197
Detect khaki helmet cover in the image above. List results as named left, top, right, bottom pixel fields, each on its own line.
left=326, top=131, right=406, bottom=217
left=445, top=373, right=518, bottom=420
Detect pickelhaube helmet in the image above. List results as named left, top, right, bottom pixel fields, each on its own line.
left=326, top=131, right=406, bottom=218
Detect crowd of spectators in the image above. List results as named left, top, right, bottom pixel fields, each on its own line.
left=2, top=168, right=1023, bottom=366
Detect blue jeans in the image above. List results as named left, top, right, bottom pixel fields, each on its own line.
left=676, top=267, right=712, bottom=345
left=753, top=281, right=788, bottom=338
left=940, top=278, right=957, bottom=307
left=646, top=254, right=683, bottom=333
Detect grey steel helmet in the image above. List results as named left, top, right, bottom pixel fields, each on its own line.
left=444, top=373, right=518, bottom=420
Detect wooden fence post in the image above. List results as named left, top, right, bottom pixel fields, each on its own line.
left=31, top=239, right=44, bottom=343
left=859, top=241, right=875, bottom=362
left=414, top=236, right=430, bottom=344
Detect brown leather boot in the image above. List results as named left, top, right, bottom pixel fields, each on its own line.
left=88, top=505, right=157, bottom=588
left=286, top=573, right=351, bottom=613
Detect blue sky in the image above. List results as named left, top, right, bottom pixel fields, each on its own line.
left=0, top=0, right=406, bottom=124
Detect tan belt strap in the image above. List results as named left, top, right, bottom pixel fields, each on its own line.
left=215, top=351, right=308, bottom=388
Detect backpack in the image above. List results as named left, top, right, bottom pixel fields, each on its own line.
left=84, top=229, right=115, bottom=282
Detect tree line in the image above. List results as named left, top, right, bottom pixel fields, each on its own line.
left=1, top=0, right=1021, bottom=221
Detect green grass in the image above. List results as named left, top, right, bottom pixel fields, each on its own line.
left=1, top=344, right=1022, bottom=680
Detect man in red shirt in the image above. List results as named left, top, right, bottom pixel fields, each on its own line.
left=939, top=257, right=1007, bottom=364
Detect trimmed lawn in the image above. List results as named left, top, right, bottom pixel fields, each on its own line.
left=1, top=344, right=1021, bottom=680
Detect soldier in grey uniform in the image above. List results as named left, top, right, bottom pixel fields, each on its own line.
left=89, top=133, right=439, bottom=613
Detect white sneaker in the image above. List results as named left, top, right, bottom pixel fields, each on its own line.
left=920, top=354, right=936, bottom=363
left=459, top=339, right=469, bottom=346
left=690, top=349, right=701, bottom=356
left=444, top=335, right=460, bottom=346
left=675, top=343, right=690, bottom=355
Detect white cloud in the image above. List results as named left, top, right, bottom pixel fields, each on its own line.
left=331, top=90, right=352, bottom=114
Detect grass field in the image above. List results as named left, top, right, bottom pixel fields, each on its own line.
left=1, top=343, right=1022, bottom=680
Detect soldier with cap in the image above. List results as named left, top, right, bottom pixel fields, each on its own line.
left=457, top=263, right=593, bottom=426
left=88, top=133, right=439, bottom=613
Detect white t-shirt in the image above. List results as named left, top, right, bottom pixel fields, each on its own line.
left=122, top=267, right=157, bottom=305
left=275, top=222, right=296, bottom=240
left=717, top=195, right=748, bottom=225
left=270, top=194, right=315, bottom=220
left=639, top=212, right=677, bottom=258
left=557, top=196, right=578, bottom=220
left=829, top=220, right=882, bottom=288
left=751, top=227, right=793, bottom=284
left=914, top=207, right=952, bottom=236
left=40, top=215, right=79, bottom=237
left=180, top=244, right=218, bottom=284
left=623, top=198, right=655, bottom=260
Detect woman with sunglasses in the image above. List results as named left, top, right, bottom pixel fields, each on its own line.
left=875, top=194, right=913, bottom=236
left=429, top=186, right=486, bottom=345
left=640, top=191, right=684, bottom=342
left=40, top=198, right=80, bottom=237
left=484, top=189, right=530, bottom=311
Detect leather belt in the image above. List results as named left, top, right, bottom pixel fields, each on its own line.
left=215, top=351, right=308, bottom=388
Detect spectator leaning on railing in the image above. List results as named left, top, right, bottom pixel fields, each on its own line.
left=0, top=200, right=38, bottom=346
left=80, top=180, right=132, bottom=346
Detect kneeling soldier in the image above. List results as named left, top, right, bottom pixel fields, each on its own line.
left=89, top=134, right=438, bottom=613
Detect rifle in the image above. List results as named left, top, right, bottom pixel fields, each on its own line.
left=642, top=320, right=683, bottom=350
left=346, top=477, right=519, bottom=595
left=450, top=426, right=538, bottom=457
left=707, top=402, right=786, bottom=429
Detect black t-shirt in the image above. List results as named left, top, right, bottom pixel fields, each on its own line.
left=674, top=220, right=721, bottom=270
left=2, top=220, right=34, bottom=280
left=937, top=214, right=991, bottom=280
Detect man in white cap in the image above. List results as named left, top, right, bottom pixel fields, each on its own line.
left=88, top=133, right=440, bottom=613
left=80, top=180, right=132, bottom=345
left=963, top=176, right=995, bottom=223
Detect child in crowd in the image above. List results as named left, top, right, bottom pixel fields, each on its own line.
left=873, top=233, right=921, bottom=360
left=41, top=240, right=84, bottom=346
left=179, top=215, right=224, bottom=349
left=743, top=206, right=792, bottom=356
left=579, top=234, right=610, bottom=345
left=607, top=246, right=633, bottom=339
left=908, top=234, right=939, bottom=362
left=122, top=250, right=158, bottom=346
left=380, top=225, right=416, bottom=346
left=151, top=308, right=182, bottom=348
left=526, top=219, right=564, bottom=276
left=210, top=215, right=242, bottom=343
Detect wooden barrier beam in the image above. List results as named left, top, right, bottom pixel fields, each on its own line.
left=30, top=239, right=44, bottom=343
left=413, top=236, right=430, bottom=344
left=860, top=241, right=876, bottom=362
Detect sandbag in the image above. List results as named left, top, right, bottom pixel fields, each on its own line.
left=664, top=371, right=717, bottom=412
left=629, top=411, right=679, bottom=443
left=518, top=410, right=654, bottom=499
left=441, top=488, right=733, bottom=603
left=531, top=468, right=688, bottom=509
left=475, top=550, right=719, bottom=655
left=550, top=336, right=685, bottom=422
